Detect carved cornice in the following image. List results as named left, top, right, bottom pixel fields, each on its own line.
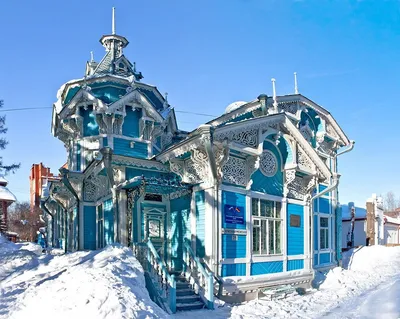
left=112, top=155, right=169, bottom=172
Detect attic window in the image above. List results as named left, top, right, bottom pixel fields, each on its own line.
left=118, top=63, right=125, bottom=71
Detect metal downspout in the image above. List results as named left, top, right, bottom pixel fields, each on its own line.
left=41, top=201, right=55, bottom=247
left=59, top=168, right=80, bottom=250
left=309, top=140, right=354, bottom=275
left=309, top=173, right=340, bottom=278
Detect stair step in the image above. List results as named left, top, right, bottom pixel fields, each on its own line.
left=176, top=288, right=195, bottom=296
left=176, top=282, right=191, bottom=289
left=177, top=294, right=201, bottom=303
left=176, top=301, right=205, bottom=311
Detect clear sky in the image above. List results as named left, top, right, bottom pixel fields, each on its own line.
left=0, top=0, right=399, bottom=207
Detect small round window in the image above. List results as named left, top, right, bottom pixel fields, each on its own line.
left=259, top=150, right=278, bottom=177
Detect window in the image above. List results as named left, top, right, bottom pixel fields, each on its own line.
left=320, top=217, right=329, bottom=250
left=252, top=198, right=282, bottom=255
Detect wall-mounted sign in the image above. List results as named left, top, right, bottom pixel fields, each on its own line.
left=224, top=205, right=244, bottom=225
left=290, top=214, right=301, bottom=227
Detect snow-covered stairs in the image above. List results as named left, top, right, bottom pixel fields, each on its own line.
left=170, top=271, right=206, bottom=312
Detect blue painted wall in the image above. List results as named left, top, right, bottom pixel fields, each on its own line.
left=81, top=106, right=99, bottom=137
left=104, top=199, right=114, bottom=245
left=113, top=138, right=148, bottom=158
left=170, top=196, right=191, bottom=270
left=195, top=191, right=206, bottom=258
left=287, top=259, right=304, bottom=271
left=83, top=206, right=96, bottom=250
left=222, top=235, right=246, bottom=258
left=122, top=107, right=141, bottom=138
left=320, top=253, right=330, bottom=264
left=221, top=263, right=246, bottom=277
left=319, top=198, right=330, bottom=214
left=251, top=140, right=283, bottom=196
left=251, top=261, right=283, bottom=275
left=287, top=204, right=304, bottom=255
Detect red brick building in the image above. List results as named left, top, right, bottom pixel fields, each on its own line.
left=29, top=163, right=59, bottom=208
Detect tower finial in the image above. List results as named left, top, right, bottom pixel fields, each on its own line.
left=271, top=78, right=278, bottom=113
left=294, top=72, right=299, bottom=94
left=163, top=92, right=169, bottom=110
left=112, top=7, right=116, bottom=35
left=90, top=51, right=94, bottom=62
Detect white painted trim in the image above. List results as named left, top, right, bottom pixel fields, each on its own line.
left=245, top=194, right=252, bottom=276
left=204, top=188, right=213, bottom=260
left=119, top=191, right=127, bottom=246
left=287, top=254, right=306, bottom=260
left=287, top=198, right=305, bottom=206
left=282, top=197, right=288, bottom=272
left=218, top=188, right=223, bottom=277
left=249, top=191, right=283, bottom=203
left=251, top=255, right=285, bottom=262
left=79, top=204, right=84, bottom=250
left=220, top=184, right=247, bottom=195
left=191, top=191, right=197, bottom=252
left=221, top=258, right=248, bottom=264
left=303, top=203, right=311, bottom=270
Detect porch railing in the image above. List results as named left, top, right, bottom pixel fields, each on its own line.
left=133, top=241, right=176, bottom=313
left=183, top=241, right=214, bottom=309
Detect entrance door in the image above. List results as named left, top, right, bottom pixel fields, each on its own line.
left=144, top=208, right=166, bottom=260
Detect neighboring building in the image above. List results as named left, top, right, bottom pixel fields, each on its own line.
left=0, top=176, right=17, bottom=238
left=342, top=194, right=396, bottom=248
left=30, top=163, right=59, bottom=208
left=383, top=215, right=400, bottom=245
left=42, top=10, right=354, bottom=309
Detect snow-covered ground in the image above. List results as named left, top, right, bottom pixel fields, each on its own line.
left=1, top=233, right=400, bottom=319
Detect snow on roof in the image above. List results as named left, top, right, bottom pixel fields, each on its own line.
left=225, top=101, right=247, bottom=113
left=0, top=186, right=17, bottom=202
left=341, top=204, right=367, bottom=220
left=0, top=176, right=8, bottom=186
left=384, top=215, right=400, bottom=225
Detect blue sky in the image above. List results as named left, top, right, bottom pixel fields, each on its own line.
left=0, top=0, right=399, bottom=206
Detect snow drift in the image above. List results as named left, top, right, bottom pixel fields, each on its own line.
left=0, top=235, right=166, bottom=319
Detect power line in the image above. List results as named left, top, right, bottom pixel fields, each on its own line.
left=0, top=106, right=218, bottom=117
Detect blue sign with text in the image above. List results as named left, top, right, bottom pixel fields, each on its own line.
left=224, top=205, right=244, bottom=225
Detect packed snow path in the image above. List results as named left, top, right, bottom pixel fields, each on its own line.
left=324, top=274, right=400, bottom=319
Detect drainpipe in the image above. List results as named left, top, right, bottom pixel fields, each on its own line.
left=309, top=173, right=340, bottom=277
left=60, top=168, right=80, bottom=251
left=309, top=140, right=355, bottom=274
left=41, top=201, right=55, bottom=247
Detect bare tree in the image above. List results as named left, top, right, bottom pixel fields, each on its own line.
left=0, top=100, right=20, bottom=173
left=8, top=202, right=44, bottom=242
left=383, top=191, right=400, bottom=213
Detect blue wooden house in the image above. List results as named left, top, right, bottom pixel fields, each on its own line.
left=42, top=9, right=354, bottom=312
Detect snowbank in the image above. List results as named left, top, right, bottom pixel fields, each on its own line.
left=0, top=235, right=166, bottom=319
